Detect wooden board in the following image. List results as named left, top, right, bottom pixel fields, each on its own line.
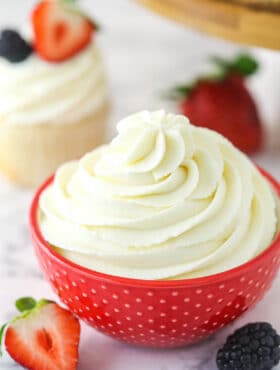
left=138, top=0, right=280, bottom=50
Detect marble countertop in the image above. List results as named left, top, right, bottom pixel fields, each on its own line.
left=0, top=1, right=280, bottom=369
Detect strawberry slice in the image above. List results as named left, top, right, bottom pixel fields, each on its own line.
left=32, top=0, right=96, bottom=62
left=0, top=297, right=80, bottom=370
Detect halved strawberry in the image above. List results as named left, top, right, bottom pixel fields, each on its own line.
left=32, top=0, right=96, bottom=62
left=1, top=297, right=81, bottom=370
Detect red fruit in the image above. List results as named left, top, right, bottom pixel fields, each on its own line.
left=180, top=74, right=263, bottom=153
left=32, top=0, right=95, bottom=62
left=2, top=298, right=80, bottom=370
left=171, top=54, right=263, bottom=154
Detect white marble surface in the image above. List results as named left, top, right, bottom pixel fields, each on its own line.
left=0, top=1, right=280, bottom=369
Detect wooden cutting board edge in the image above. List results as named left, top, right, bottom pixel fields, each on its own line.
left=138, top=0, right=280, bottom=50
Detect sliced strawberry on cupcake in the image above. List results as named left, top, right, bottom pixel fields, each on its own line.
left=0, top=297, right=81, bottom=370
left=168, top=54, right=263, bottom=154
left=32, top=0, right=98, bottom=62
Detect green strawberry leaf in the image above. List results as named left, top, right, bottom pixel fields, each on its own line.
left=164, top=53, right=258, bottom=101
left=15, top=297, right=37, bottom=313
left=165, top=84, right=194, bottom=100
left=231, top=54, right=258, bottom=76
left=211, top=53, right=258, bottom=77
left=165, top=71, right=224, bottom=100
left=15, top=297, right=53, bottom=316
left=0, top=323, right=8, bottom=357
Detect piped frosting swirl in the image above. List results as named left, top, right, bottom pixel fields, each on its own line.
left=39, top=110, right=278, bottom=279
left=0, top=42, right=107, bottom=125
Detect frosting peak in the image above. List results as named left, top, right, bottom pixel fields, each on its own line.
left=39, top=111, right=279, bottom=280
left=97, top=110, right=194, bottom=180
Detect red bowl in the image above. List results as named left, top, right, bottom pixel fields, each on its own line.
left=30, top=169, right=280, bottom=349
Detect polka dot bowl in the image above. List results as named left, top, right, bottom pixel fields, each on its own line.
left=30, top=169, right=280, bottom=348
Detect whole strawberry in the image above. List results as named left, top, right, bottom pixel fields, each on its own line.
left=0, top=297, right=81, bottom=370
left=170, top=54, right=263, bottom=154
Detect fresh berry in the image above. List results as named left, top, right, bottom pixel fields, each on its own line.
left=216, top=322, right=280, bottom=370
left=0, top=29, right=33, bottom=63
left=32, top=0, right=97, bottom=62
left=169, top=54, right=263, bottom=154
left=0, top=297, right=80, bottom=370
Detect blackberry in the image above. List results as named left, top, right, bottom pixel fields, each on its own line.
left=217, top=322, right=280, bottom=370
left=0, top=29, right=33, bottom=63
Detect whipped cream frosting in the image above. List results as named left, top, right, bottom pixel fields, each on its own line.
left=39, top=111, right=279, bottom=280
left=0, top=42, right=107, bottom=125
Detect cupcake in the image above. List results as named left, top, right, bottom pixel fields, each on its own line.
left=0, top=0, right=109, bottom=187
left=39, top=111, right=279, bottom=280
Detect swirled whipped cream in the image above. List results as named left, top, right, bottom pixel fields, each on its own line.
left=0, top=41, right=107, bottom=126
left=39, top=110, right=279, bottom=280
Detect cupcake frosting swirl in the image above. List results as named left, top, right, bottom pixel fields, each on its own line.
left=39, top=111, right=279, bottom=279
left=0, top=42, right=107, bottom=126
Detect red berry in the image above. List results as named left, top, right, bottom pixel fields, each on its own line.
left=4, top=300, right=80, bottom=370
left=32, top=0, right=95, bottom=62
left=180, top=74, right=263, bottom=154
